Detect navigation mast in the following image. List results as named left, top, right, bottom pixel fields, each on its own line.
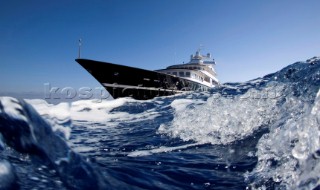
left=78, top=39, right=82, bottom=58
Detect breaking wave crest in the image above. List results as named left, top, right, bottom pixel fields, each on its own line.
left=158, top=58, right=320, bottom=189
left=0, top=97, right=108, bottom=189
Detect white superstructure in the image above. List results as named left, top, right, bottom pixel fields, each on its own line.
left=157, top=50, right=219, bottom=88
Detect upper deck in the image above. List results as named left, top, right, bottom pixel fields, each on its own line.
left=157, top=50, right=219, bottom=87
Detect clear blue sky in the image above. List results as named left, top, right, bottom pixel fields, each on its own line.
left=1, top=0, right=320, bottom=94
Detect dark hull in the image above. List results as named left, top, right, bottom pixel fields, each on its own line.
left=76, top=59, right=210, bottom=100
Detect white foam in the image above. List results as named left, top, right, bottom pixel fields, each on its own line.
left=0, top=97, right=27, bottom=122
left=127, top=143, right=202, bottom=157
left=0, top=161, right=10, bottom=175
left=27, top=98, right=162, bottom=133
left=170, top=99, right=205, bottom=112
left=26, top=99, right=70, bottom=121
left=159, top=84, right=283, bottom=145
left=73, top=146, right=97, bottom=153
left=26, top=99, right=72, bottom=139
left=247, top=89, right=320, bottom=189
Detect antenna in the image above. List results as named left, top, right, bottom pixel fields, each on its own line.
left=198, top=44, right=204, bottom=52
left=78, top=38, right=82, bottom=58
left=174, top=47, right=177, bottom=65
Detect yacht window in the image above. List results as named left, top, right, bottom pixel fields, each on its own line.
left=173, top=72, right=177, bottom=76
left=179, top=72, right=184, bottom=76
left=186, top=72, right=190, bottom=77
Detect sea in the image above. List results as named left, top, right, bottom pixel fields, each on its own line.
left=0, top=57, right=319, bottom=190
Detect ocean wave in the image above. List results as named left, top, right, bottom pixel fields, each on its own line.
left=157, top=59, right=320, bottom=189
left=0, top=97, right=108, bottom=189
left=0, top=57, right=319, bottom=189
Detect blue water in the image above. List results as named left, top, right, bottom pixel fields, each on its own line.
left=0, top=57, right=319, bottom=189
